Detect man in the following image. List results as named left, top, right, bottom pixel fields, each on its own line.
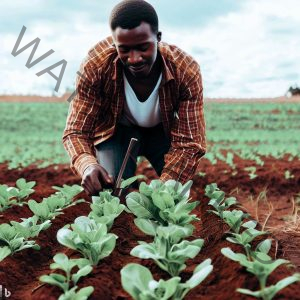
left=63, top=0, right=206, bottom=196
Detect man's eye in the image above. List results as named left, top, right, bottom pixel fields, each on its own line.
left=119, top=48, right=129, bottom=53
left=139, top=45, right=149, bottom=51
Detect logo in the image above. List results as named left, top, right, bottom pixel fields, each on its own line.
left=0, top=285, right=11, bottom=298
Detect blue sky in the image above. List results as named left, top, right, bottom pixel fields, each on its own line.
left=0, top=0, right=299, bottom=98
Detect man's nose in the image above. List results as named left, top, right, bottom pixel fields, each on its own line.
left=128, top=50, right=142, bottom=65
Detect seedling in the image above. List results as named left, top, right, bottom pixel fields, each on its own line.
left=205, top=183, right=238, bottom=218
left=89, top=191, right=126, bottom=230
left=10, top=216, right=51, bottom=238
left=121, top=260, right=213, bottom=300
left=126, top=179, right=199, bottom=227
left=57, top=216, right=117, bottom=265
left=244, top=166, right=258, bottom=179
left=0, top=178, right=36, bottom=211
left=221, top=247, right=300, bottom=300
left=131, top=224, right=203, bottom=276
left=284, top=170, right=294, bottom=180
left=237, top=274, right=300, bottom=300
left=52, top=184, right=85, bottom=207
left=40, top=253, right=94, bottom=300
left=222, top=209, right=249, bottom=233
left=226, top=220, right=268, bottom=259
left=28, top=196, right=65, bottom=222
left=0, top=185, right=18, bottom=212
left=0, top=223, right=40, bottom=261
left=28, top=185, right=84, bottom=223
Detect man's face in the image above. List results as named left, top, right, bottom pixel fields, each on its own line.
left=112, top=22, right=161, bottom=78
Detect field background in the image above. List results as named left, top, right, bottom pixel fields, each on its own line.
left=0, top=95, right=299, bottom=169
left=0, top=96, right=299, bottom=299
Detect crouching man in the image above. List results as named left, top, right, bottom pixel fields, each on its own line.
left=62, top=0, right=206, bottom=196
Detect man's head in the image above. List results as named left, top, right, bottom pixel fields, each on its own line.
left=110, top=0, right=162, bottom=78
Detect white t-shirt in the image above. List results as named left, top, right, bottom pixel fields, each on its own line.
left=119, top=72, right=162, bottom=127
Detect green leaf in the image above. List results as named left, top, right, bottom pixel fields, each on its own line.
left=274, top=274, right=300, bottom=294
left=130, top=243, right=159, bottom=260
left=185, top=259, right=213, bottom=288
left=0, top=246, right=11, bottom=261
left=134, top=218, right=158, bottom=236
left=242, top=220, right=257, bottom=229
left=121, top=263, right=153, bottom=299
left=126, top=192, right=154, bottom=218
left=120, top=175, right=146, bottom=189
left=74, top=286, right=94, bottom=299
left=152, top=191, right=175, bottom=210
left=236, top=288, right=261, bottom=297
left=72, top=265, right=93, bottom=285
left=39, top=274, right=68, bottom=292
left=255, top=239, right=272, bottom=254
left=57, top=228, right=77, bottom=250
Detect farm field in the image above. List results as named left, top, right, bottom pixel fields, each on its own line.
left=0, top=97, right=299, bottom=299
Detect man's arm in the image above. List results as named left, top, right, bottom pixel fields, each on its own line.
left=160, top=61, right=206, bottom=184
left=62, top=60, right=101, bottom=177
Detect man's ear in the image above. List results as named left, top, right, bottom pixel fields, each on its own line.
left=157, top=31, right=162, bottom=42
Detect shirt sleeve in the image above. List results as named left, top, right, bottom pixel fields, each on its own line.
left=160, top=61, right=206, bottom=184
left=62, top=59, right=101, bottom=177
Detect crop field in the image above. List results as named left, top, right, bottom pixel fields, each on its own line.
left=0, top=98, right=299, bottom=299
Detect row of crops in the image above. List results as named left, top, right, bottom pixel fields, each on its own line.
left=1, top=176, right=299, bottom=299
left=0, top=102, right=299, bottom=169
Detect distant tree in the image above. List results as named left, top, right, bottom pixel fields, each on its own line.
left=286, top=85, right=300, bottom=97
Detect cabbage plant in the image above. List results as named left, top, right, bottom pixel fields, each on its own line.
left=205, top=183, right=237, bottom=218
left=10, top=216, right=51, bottom=238
left=221, top=247, right=300, bottom=299
left=52, top=184, right=84, bottom=203
left=0, top=223, right=40, bottom=261
left=131, top=224, right=203, bottom=276
left=0, top=178, right=36, bottom=211
left=0, top=185, right=18, bottom=212
left=121, top=260, right=213, bottom=300
left=226, top=220, right=267, bottom=259
left=28, top=185, right=84, bottom=223
left=88, top=191, right=126, bottom=230
left=40, top=253, right=94, bottom=300
left=57, top=216, right=117, bottom=265
left=222, top=209, right=249, bottom=233
left=126, top=180, right=199, bottom=227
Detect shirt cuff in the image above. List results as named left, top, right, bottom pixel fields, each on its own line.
left=159, top=169, right=179, bottom=182
left=73, top=153, right=99, bottom=177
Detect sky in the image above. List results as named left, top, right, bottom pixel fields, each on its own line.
left=0, top=0, right=299, bottom=98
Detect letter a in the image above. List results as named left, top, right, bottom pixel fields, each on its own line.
left=36, top=60, right=67, bottom=92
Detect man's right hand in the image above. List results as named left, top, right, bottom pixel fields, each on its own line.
left=81, top=164, right=114, bottom=196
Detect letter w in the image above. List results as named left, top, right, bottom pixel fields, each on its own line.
left=11, top=25, right=54, bottom=68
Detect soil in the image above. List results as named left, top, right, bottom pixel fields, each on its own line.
left=0, top=156, right=299, bottom=300
left=1, top=94, right=299, bottom=103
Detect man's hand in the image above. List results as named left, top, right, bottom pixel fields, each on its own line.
left=81, top=164, right=114, bottom=196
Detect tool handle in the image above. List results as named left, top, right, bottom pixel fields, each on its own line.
left=113, top=137, right=138, bottom=196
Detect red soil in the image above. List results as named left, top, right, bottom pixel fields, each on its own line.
left=1, top=94, right=299, bottom=103
left=0, top=157, right=299, bottom=300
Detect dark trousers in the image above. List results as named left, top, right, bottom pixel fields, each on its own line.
left=95, top=122, right=171, bottom=181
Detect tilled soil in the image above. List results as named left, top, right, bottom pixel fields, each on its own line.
left=0, top=156, right=299, bottom=300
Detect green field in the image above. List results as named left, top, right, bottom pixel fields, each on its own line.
left=1, top=101, right=299, bottom=169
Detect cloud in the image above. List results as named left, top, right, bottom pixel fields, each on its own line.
left=0, top=0, right=299, bottom=97
left=162, top=0, right=300, bottom=97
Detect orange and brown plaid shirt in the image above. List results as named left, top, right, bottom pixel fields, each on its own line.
left=62, top=36, right=206, bottom=183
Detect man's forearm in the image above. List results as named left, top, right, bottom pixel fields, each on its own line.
left=62, top=132, right=98, bottom=177
left=159, top=145, right=206, bottom=183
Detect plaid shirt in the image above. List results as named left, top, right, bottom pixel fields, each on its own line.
left=62, top=36, right=206, bottom=183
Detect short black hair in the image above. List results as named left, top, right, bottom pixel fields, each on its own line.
left=109, top=0, right=159, bottom=34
